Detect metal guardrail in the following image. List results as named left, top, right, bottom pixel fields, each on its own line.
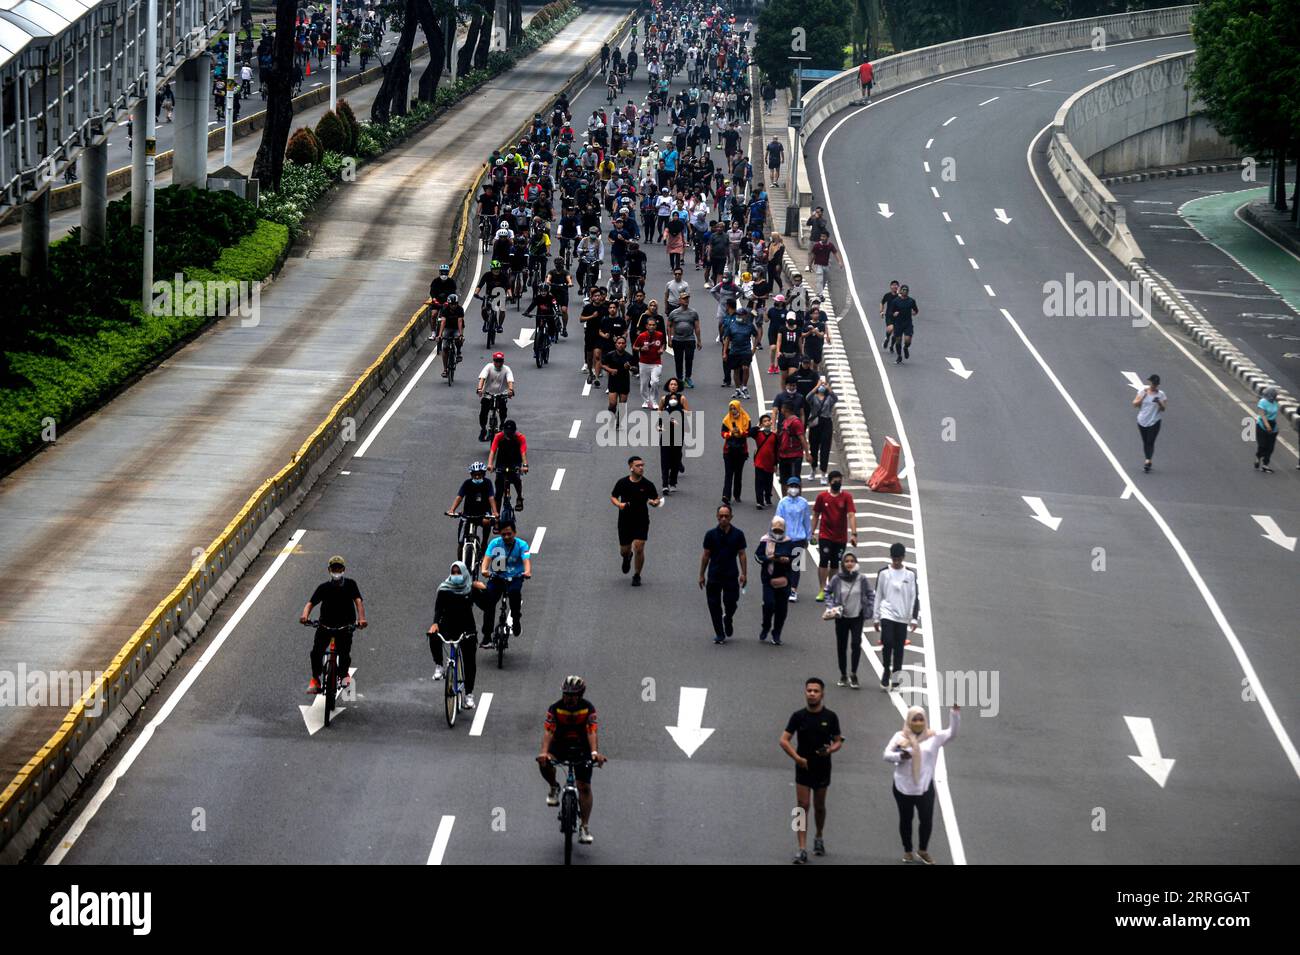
left=0, top=0, right=636, bottom=863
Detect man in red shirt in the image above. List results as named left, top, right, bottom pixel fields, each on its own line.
left=807, top=237, right=842, bottom=296
left=633, top=316, right=666, bottom=408
left=858, top=60, right=874, bottom=104
left=776, top=404, right=806, bottom=487
left=751, top=412, right=778, bottom=509
left=811, top=469, right=858, bottom=600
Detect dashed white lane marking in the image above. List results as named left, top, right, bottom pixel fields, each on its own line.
left=340, top=470, right=351, bottom=475
left=551, top=468, right=566, bottom=491
left=1132, top=199, right=1174, bottom=205
left=942, top=211, right=952, bottom=223
left=354, top=349, right=440, bottom=457
left=984, top=284, right=996, bottom=297
left=582, top=380, right=593, bottom=396
left=930, top=186, right=941, bottom=199
left=1026, top=78, right=1053, bottom=87
left=978, top=96, right=999, bottom=106
left=531, top=526, right=547, bottom=554
left=569, top=419, right=581, bottom=438
left=925, top=138, right=934, bottom=149
left=427, top=815, right=455, bottom=864
left=955, top=235, right=964, bottom=245
left=968, top=258, right=980, bottom=270
left=47, top=529, right=309, bottom=864
left=996, top=306, right=1300, bottom=777
left=469, top=692, right=494, bottom=736
left=1087, top=63, right=1117, bottom=71
left=923, top=161, right=931, bottom=173
left=942, top=115, right=957, bottom=126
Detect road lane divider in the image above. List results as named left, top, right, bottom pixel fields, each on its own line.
left=427, top=815, right=456, bottom=865
left=469, top=693, right=494, bottom=737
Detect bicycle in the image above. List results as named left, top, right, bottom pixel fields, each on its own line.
left=479, top=214, right=494, bottom=254
left=438, top=630, right=472, bottom=727
left=302, top=620, right=356, bottom=728
left=437, top=333, right=461, bottom=384
left=479, top=298, right=503, bottom=348
left=482, top=392, right=508, bottom=442
left=447, top=511, right=490, bottom=579
left=493, top=464, right=525, bottom=513
left=549, top=757, right=596, bottom=865
left=534, top=309, right=558, bottom=367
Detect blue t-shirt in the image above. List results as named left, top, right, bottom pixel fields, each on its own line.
left=723, top=317, right=756, bottom=354
left=485, top=536, right=530, bottom=577
left=1257, top=398, right=1279, bottom=429
left=663, top=149, right=679, bottom=172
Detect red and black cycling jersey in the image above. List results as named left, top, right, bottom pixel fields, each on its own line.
left=545, top=698, right=598, bottom=752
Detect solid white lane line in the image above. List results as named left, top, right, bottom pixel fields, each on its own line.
left=930, top=186, right=941, bottom=198
left=469, top=692, right=494, bottom=736
left=978, top=96, right=999, bottom=106
left=1026, top=78, right=1053, bottom=87
left=968, top=258, right=980, bottom=270
left=998, top=305, right=1300, bottom=777
left=47, top=528, right=309, bottom=864
left=427, top=815, right=455, bottom=864
left=569, top=419, right=581, bottom=439
left=942, top=115, right=957, bottom=126
left=818, top=114, right=967, bottom=865
left=551, top=468, right=566, bottom=491
left=531, top=526, right=547, bottom=554
left=984, top=285, right=996, bottom=297
left=354, top=350, right=439, bottom=457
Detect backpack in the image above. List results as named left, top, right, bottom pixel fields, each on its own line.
left=778, top=417, right=802, bottom=456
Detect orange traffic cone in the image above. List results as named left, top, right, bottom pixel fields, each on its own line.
left=868, top=436, right=903, bottom=493
left=305, top=61, right=311, bottom=77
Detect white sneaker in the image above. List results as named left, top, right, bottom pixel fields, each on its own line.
left=820, top=473, right=828, bottom=484
left=433, top=665, right=444, bottom=681
left=546, top=784, right=560, bottom=807
left=464, top=692, right=476, bottom=709
left=582, top=363, right=589, bottom=372
left=579, top=825, right=594, bottom=844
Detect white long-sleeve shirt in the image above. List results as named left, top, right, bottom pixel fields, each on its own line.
left=883, top=708, right=960, bottom=795
left=873, top=564, right=920, bottom=624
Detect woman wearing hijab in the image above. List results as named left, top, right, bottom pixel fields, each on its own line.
left=883, top=704, right=961, bottom=864
left=824, top=552, right=872, bottom=688
left=720, top=399, right=751, bottom=505
left=658, top=377, right=691, bottom=492
left=427, top=561, right=487, bottom=709
left=754, top=515, right=796, bottom=644
left=1254, top=386, right=1280, bottom=473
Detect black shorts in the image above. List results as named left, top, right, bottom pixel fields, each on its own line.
left=795, top=756, right=831, bottom=790
left=618, top=517, right=649, bottom=545
left=804, top=340, right=824, bottom=362
left=726, top=352, right=752, bottom=371
left=895, top=322, right=914, bottom=338
left=818, top=539, right=846, bottom=568
left=778, top=353, right=801, bottom=370
left=767, top=322, right=782, bottom=346
left=551, top=751, right=593, bottom=784
left=609, top=372, right=631, bottom=395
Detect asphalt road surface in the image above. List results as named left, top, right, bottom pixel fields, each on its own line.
left=38, top=30, right=1300, bottom=866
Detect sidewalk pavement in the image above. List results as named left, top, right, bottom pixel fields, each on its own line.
left=0, top=5, right=626, bottom=781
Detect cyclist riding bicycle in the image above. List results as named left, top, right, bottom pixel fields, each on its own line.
left=479, top=521, right=531, bottom=648
left=487, top=418, right=528, bottom=512
left=508, top=234, right=531, bottom=303
left=524, top=282, right=562, bottom=345
left=474, top=260, right=511, bottom=333
left=576, top=226, right=605, bottom=292
left=426, top=560, right=488, bottom=707
left=446, top=460, right=498, bottom=554
left=436, top=293, right=466, bottom=373
left=477, top=351, right=514, bottom=442
left=428, top=263, right=458, bottom=342
left=298, top=555, right=367, bottom=694
left=537, top=675, right=607, bottom=846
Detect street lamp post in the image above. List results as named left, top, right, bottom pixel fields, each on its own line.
left=785, top=55, right=810, bottom=237
left=330, top=0, right=337, bottom=111
left=223, top=29, right=235, bottom=165
left=143, top=0, right=158, bottom=312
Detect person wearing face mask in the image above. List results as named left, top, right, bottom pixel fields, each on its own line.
left=812, top=469, right=857, bottom=600
left=806, top=380, right=837, bottom=484
left=874, top=542, right=921, bottom=689
left=751, top=412, right=778, bottom=509
left=699, top=503, right=748, bottom=644
left=774, top=475, right=811, bottom=602
left=774, top=404, right=806, bottom=488
left=1254, top=386, right=1280, bottom=472
left=823, top=552, right=872, bottom=688
left=755, top=515, right=796, bottom=644
left=427, top=561, right=489, bottom=709
left=883, top=704, right=961, bottom=864
left=775, top=312, right=803, bottom=386
left=657, top=378, right=691, bottom=491
left=299, top=555, right=367, bottom=695
left=445, top=461, right=499, bottom=551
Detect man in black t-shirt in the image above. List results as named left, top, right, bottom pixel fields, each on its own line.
left=699, top=503, right=748, bottom=644
left=879, top=279, right=901, bottom=350
left=299, top=555, right=367, bottom=694
left=779, top=678, right=843, bottom=864
left=610, top=456, right=662, bottom=587
left=886, top=284, right=918, bottom=364
left=446, top=462, right=498, bottom=549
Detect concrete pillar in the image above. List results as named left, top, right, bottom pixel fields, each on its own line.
left=130, top=99, right=147, bottom=226
left=81, top=140, right=109, bottom=246
left=20, top=190, right=50, bottom=278
left=173, top=54, right=212, bottom=189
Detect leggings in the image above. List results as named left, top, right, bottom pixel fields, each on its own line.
left=430, top=632, right=478, bottom=693
left=808, top=417, right=833, bottom=473
left=893, top=782, right=936, bottom=853
left=880, top=618, right=908, bottom=681
left=722, top=449, right=747, bottom=501
left=834, top=616, right=864, bottom=677
left=672, top=340, right=696, bottom=380
left=660, top=444, right=683, bottom=488
left=761, top=583, right=790, bottom=637
left=1138, top=420, right=1161, bottom=460
left=1255, top=423, right=1278, bottom=466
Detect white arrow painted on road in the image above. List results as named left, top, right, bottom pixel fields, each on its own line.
left=1122, top=370, right=1145, bottom=391
left=1124, top=716, right=1175, bottom=788
left=1252, top=515, right=1297, bottom=551
left=945, top=357, right=973, bottom=379
left=666, top=686, right=714, bottom=758
left=299, top=667, right=357, bottom=735
left=1022, top=496, right=1061, bottom=531
left=877, top=203, right=894, bottom=219
left=994, top=208, right=1013, bottom=224
left=514, top=327, right=534, bottom=348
